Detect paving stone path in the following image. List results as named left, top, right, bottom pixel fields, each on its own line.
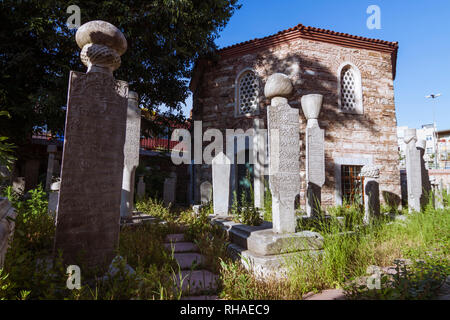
left=164, top=233, right=219, bottom=300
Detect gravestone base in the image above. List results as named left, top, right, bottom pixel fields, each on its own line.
left=228, top=243, right=323, bottom=279
left=210, top=216, right=323, bottom=278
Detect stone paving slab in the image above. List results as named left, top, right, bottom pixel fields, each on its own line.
left=303, top=289, right=346, bottom=300
left=174, top=270, right=218, bottom=295
left=174, top=253, right=205, bottom=269
left=165, top=233, right=185, bottom=243
left=164, top=242, right=198, bottom=253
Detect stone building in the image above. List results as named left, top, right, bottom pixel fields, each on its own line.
left=189, top=23, right=401, bottom=209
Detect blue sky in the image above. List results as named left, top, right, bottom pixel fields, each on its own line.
left=182, top=0, right=450, bottom=131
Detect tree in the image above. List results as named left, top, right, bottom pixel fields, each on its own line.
left=0, top=0, right=241, bottom=145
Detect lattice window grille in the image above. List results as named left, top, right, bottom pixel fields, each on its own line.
left=341, top=67, right=357, bottom=112
left=238, top=72, right=259, bottom=115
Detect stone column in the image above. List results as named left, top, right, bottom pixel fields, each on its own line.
left=163, top=171, right=177, bottom=207
left=212, top=152, right=231, bottom=216
left=120, top=91, right=141, bottom=219
left=45, top=145, right=58, bottom=191
left=54, top=20, right=129, bottom=269
left=265, top=73, right=300, bottom=234
left=403, top=129, right=422, bottom=213
left=301, top=94, right=325, bottom=217
left=360, top=165, right=381, bottom=224
left=253, top=118, right=266, bottom=209
left=136, top=175, right=146, bottom=200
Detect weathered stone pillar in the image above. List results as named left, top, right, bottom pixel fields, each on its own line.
left=301, top=94, right=325, bottom=217
left=403, top=129, right=422, bottom=213
left=265, top=73, right=300, bottom=234
left=163, top=171, right=177, bottom=207
left=253, top=119, right=266, bottom=210
left=212, top=152, right=231, bottom=216
left=45, top=145, right=58, bottom=191
left=360, top=165, right=381, bottom=224
left=136, top=175, right=146, bottom=200
left=54, top=20, right=129, bottom=269
left=120, top=91, right=141, bottom=219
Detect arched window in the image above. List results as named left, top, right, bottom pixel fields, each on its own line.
left=338, top=63, right=363, bottom=114
left=235, top=69, right=259, bottom=117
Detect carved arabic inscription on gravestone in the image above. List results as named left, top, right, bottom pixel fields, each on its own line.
left=55, top=71, right=128, bottom=267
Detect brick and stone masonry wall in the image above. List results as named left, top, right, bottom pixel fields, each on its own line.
left=191, top=37, right=401, bottom=208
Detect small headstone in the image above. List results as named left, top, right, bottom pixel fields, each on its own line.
left=54, top=20, right=129, bottom=269
left=200, top=181, right=212, bottom=204
left=163, top=172, right=177, bottom=207
left=360, top=165, right=381, bottom=224
left=212, top=152, right=231, bottom=216
left=265, top=73, right=300, bottom=233
left=120, top=91, right=141, bottom=219
left=136, top=176, right=146, bottom=200
left=301, top=94, right=325, bottom=217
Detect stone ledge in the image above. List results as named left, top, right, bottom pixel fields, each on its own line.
left=228, top=243, right=323, bottom=279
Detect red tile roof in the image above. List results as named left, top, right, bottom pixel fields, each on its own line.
left=218, top=23, right=398, bottom=57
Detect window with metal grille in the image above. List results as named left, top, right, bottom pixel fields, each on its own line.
left=340, top=66, right=357, bottom=112
left=237, top=71, right=259, bottom=115
left=341, top=165, right=364, bottom=205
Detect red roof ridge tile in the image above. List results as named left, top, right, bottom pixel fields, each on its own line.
left=217, top=22, right=398, bottom=55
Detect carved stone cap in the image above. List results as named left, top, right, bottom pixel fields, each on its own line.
left=264, top=73, right=293, bottom=99
left=301, top=94, right=323, bottom=121
left=360, top=165, right=381, bottom=179
left=403, top=128, right=417, bottom=144
left=76, top=20, right=127, bottom=74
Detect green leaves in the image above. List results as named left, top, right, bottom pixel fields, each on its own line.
left=0, top=0, right=240, bottom=144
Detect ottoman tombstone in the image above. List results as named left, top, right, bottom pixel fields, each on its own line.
left=54, top=20, right=129, bottom=269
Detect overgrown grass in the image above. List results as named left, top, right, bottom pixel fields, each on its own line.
left=219, top=196, right=449, bottom=300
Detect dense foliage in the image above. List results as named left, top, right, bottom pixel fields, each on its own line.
left=0, top=0, right=241, bottom=144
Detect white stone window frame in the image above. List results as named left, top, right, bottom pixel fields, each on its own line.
left=234, top=68, right=261, bottom=118
left=337, top=62, right=364, bottom=115
left=333, top=156, right=373, bottom=206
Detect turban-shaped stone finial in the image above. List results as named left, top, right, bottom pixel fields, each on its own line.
left=264, top=73, right=293, bottom=99
left=76, top=20, right=127, bottom=74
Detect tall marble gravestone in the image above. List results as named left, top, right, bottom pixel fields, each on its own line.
left=416, top=139, right=431, bottom=209
left=265, top=73, right=300, bottom=233
left=120, top=91, right=141, bottom=219
left=403, top=129, right=422, bottom=213
left=252, top=118, right=266, bottom=209
left=212, top=152, right=231, bottom=216
left=54, top=21, right=128, bottom=269
left=301, top=94, right=325, bottom=217
left=360, top=165, right=381, bottom=224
